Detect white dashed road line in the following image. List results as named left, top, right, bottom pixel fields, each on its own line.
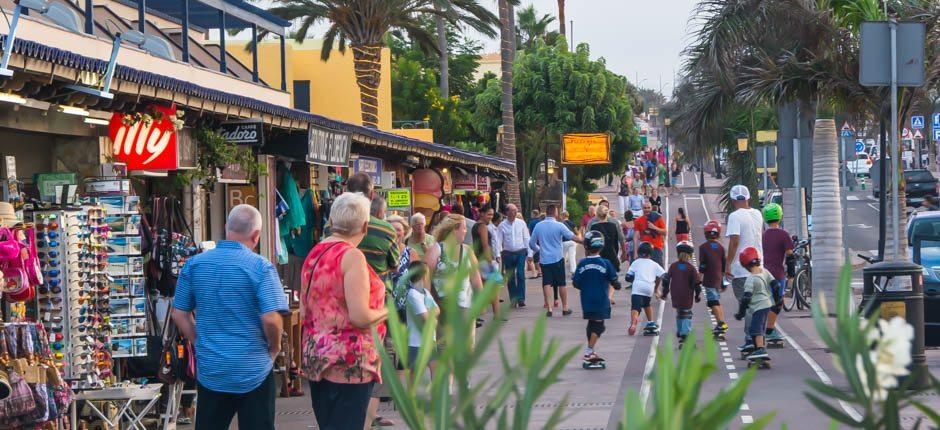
left=640, top=197, right=670, bottom=405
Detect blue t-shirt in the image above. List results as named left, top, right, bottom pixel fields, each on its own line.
left=572, top=256, right=617, bottom=320
left=529, top=217, right=576, bottom=265
left=527, top=218, right=542, bottom=234
left=173, top=241, right=289, bottom=393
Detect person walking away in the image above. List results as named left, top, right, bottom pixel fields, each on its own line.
left=573, top=231, right=620, bottom=366
left=496, top=204, right=533, bottom=308
left=628, top=188, right=645, bottom=219
left=171, top=205, right=288, bottom=430
left=300, top=193, right=389, bottom=430
left=723, top=185, right=765, bottom=352
left=675, top=207, right=690, bottom=242
left=670, top=161, right=682, bottom=195
left=734, top=247, right=775, bottom=359
left=560, top=211, right=578, bottom=275
left=406, top=213, right=435, bottom=260
left=618, top=174, right=632, bottom=215
left=402, top=261, right=438, bottom=377
left=634, top=202, right=667, bottom=267
left=624, top=242, right=666, bottom=335
left=426, top=214, right=485, bottom=336
left=590, top=205, right=626, bottom=303
left=622, top=211, right=636, bottom=267
left=660, top=242, right=701, bottom=347
left=346, top=174, right=399, bottom=428
left=760, top=203, right=794, bottom=346
left=658, top=160, right=669, bottom=195
left=699, top=220, right=729, bottom=333
left=471, top=205, right=502, bottom=321
left=529, top=205, right=583, bottom=316
left=527, top=210, right=543, bottom=279
left=648, top=189, right=662, bottom=214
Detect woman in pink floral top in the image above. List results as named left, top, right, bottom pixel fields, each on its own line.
left=301, top=192, right=388, bottom=430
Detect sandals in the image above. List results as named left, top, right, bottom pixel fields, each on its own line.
left=373, top=416, right=395, bottom=427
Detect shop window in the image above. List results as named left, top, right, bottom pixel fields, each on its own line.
left=293, top=80, right=310, bottom=112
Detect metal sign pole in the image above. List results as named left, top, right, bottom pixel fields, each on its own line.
left=890, top=20, right=900, bottom=260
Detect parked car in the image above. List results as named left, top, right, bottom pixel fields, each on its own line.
left=904, top=169, right=939, bottom=207
left=906, top=212, right=940, bottom=346
left=847, top=152, right=872, bottom=176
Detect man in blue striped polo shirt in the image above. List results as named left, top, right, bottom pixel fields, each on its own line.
left=172, top=204, right=288, bottom=430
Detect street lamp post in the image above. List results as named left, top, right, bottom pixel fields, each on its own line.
left=664, top=118, right=671, bottom=189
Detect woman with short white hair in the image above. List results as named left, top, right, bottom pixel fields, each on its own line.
left=300, top=192, right=389, bottom=430
left=406, top=212, right=435, bottom=259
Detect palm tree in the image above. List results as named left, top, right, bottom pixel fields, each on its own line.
left=809, top=119, right=844, bottom=297
left=430, top=1, right=500, bottom=99
left=267, top=0, right=498, bottom=128
left=498, top=0, right=521, bottom=205
left=515, top=5, right=556, bottom=48
left=557, top=0, right=566, bottom=37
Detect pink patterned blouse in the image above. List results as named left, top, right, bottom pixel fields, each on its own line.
left=300, top=241, right=387, bottom=384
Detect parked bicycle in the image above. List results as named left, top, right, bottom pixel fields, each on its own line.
left=784, top=237, right=813, bottom=311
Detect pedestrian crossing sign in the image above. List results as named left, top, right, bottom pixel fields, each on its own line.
left=934, top=129, right=940, bottom=142
left=911, top=115, right=925, bottom=129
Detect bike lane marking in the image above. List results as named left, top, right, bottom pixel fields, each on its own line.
left=639, top=195, right=669, bottom=405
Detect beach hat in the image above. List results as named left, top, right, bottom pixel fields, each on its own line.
left=0, top=203, right=18, bottom=227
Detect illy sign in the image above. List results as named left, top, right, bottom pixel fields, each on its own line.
left=109, top=105, right=179, bottom=170
left=218, top=120, right=264, bottom=146
left=306, top=124, right=351, bottom=167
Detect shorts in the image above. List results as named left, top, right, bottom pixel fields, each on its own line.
left=541, top=260, right=567, bottom=287
left=749, top=308, right=771, bottom=338
left=771, top=278, right=787, bottom=301
left=631, top=294, right=652, bottom=311
left=705, top=286, right=721, bottom=302
left=407, top=346, right=437, bottom=369
left=676, top=233, right=690, bottom=242
left=651, top=248, right=664, bottom=267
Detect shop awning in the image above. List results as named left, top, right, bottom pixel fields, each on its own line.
left=4, top=37, right=516, bottom=176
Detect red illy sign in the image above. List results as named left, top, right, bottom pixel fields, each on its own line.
left=109, top=104, right=179, bottom=170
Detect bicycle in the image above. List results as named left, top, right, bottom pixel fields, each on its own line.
left=788, top=238, right=813, bottom=310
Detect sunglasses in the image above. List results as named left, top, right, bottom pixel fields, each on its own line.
left=44, top=269, right=61, bottom=278
left=51, top=342, right=64, bottom=351
left=40, top=296, right=62, bottom=305
left=37, top=231, right=59, bottom=240
left=38, top=250, right=60, bottom=259
left=38, top=285, right=62, bottom=295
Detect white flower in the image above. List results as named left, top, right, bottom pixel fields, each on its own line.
left=851, top=316, right=914, bottom=402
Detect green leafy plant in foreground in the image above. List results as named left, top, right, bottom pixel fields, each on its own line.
left=376, top=261, right=578, bottom=430
left=621, top=331, right=774, bottom=429
left=807, top=264, right=940, bottom=429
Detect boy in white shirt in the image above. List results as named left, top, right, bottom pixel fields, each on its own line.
left=404, top=261, right=438, bottom=376
left=625, top=242, right=666, bottom=335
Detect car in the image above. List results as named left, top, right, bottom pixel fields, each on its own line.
left=904, top=169, right=939, bottom=207
left=847, top=152, right=872, bottom=176
left=906, top=212, right=940, bottom=346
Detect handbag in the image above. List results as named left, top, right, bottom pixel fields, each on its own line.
left=21, top=227, right=41, bottom=287
left=0, top=229, right=32, bottom=302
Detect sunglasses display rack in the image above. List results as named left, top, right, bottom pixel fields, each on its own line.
left=29, top=207, right=113, bottom=389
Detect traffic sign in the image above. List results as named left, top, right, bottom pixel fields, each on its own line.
left=935, top=129, right=940, bottom=142
left=912, top=115, right=925, bottom=129
left=933, top=113, right=940, bottom=129
left=855, top=140, right=865, bottom=152
left=903, top=128, right=912, bottom=139
left=913, top=129, right=924, bottom=139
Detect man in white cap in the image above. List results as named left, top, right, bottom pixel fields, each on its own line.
left=723, top=185, right=764, bottom=351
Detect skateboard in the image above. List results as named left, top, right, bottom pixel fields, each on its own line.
left=739, top=347, right=755, bottom=360
left=747, top=355, right=772, bottom=369
left=767, top=338, right=785, bottom=348
left=643, top=326, right=660, bottom=336
left=712, top=328, right=727, bottom=341
left=582, top=356, right=606, bottom=370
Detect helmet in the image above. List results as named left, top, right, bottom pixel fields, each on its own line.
left=638, top=242, right=654, bottom=258
left=676, top=241, right=695, bottom=255
left=762, top=203, right=783, bottom=223
left=704, top=220, right=722, bottom=238
left=584, top=230, right=605, bottom=251
left=738, top=247, right=761, bottom=268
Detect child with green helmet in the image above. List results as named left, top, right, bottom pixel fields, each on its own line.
left=760, top=203, right=794, bottom=346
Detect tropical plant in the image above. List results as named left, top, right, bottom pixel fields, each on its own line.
left=377, top=256, right=577, bottom=429
left=265, top=0, right=498, bottom=128
left=179, top=128, right=266, bottom=191
left=620, top=332, right=773, bottom=429
left=515, top=5, right=556, bottom=48
left=498, top=0, right=521, bottom=206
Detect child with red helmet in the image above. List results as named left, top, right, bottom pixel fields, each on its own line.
left=698, top=220, right=729, bottom=333
left=733, top=247, right=775, bottom=359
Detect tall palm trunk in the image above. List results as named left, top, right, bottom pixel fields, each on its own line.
left=352, top=44, right=383, bottom=128
left=557, top=0, right=566, bottom=37
left=810, top=119, right=844, bottom=307
left=435, top=5, right=449, bottom=98
left=498, top=0, right=520, bottom=205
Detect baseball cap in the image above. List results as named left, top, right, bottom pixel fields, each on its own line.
left=730, top=185, right=750, bottom=201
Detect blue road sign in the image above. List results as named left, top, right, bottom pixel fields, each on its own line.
left=935, top=129, right=940, bottom=142
left=933, top=113, right=940, bottom=129
left=912, top=115, right=925, bottom=129
left=855, top=140, right=865, bottom=152
left=840, top=129, right=854, bottom=137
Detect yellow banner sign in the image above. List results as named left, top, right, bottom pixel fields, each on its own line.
left=386, top=189, right=412, bottom=208
left=562, top=133, right=611, bottom=165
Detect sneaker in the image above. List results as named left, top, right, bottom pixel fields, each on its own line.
left=476, top=318, right=484, bottom=328
left=517, top=300, right=526, bottom=308
left=716, top=321, right=729, bottom=331
left=562, top=309, right=573, bottom=316
left=766, top=329, right=784, bottom=342
left=645, top=321, right=658, bottom=329
left=737, top=341, right=753, bottom=351
left=546, top=311, right=553, bottom=317
left=739, top=343, right=756, bottom=354
left=748, top=347, right=769, bottom=359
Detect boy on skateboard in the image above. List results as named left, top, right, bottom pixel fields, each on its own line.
left=625, top=242, right=665, bottom=336
left=761, top=203, right=794, bottom=347
left=661, top=241, right=701, bottom=347
left=699, top=220, right=729, bottom=337
left=734, top=247, right=775, bottom=363
left=573, top=231, right=619, bottom=369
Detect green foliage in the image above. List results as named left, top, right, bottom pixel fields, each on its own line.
left=377, top=256, right=578, bottom=429
left=178, top=128, right=265, bottom=191
left=515, top=5, right=556, bottom=49
left=621, top=331, right=772, bottom=429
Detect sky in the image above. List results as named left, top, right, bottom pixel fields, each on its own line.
left=471, top=0, right=701, bottom=98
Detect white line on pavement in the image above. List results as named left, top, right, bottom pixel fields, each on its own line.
left=729, top=372, right=739, bottom=380
left=726, top=364, right=736, bottom=370
left=741, top=404, right=750, bottom=411
left=741, top=416, right=754, bottom=424
left=776, top=325, right=864, bottom=422
left=640, top=197, right=670, bottom=406
left=847, top=195, right=859, bottom=201
left=724, top=358, right=733, bottom=363
left=867, top=203, right=879, bottom=212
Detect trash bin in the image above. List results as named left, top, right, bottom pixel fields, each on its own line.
left=860, top=260, right=929, bottom=389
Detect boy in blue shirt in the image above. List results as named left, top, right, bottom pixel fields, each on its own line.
left=573, top=231, right=620, bottom=365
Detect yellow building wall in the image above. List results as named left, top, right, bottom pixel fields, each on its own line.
left=227, top=40, right=392, bottom=131
left=390, top=128, right=434, bottom=142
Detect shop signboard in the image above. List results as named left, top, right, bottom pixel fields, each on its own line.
left=226, top=185, right=258, bottom=211
left=218, top=146, right=253, bottom=184
left=218, top=120, right=264, bottom=146
left=352, top=156, right=383, bottom=186
left=386, top=188, right=412, bottom=209
left=562, top=133, right=612, bottom=165
left=109, top=105, right=180, bottom=170
left=453, top=170, right=477, bottom=191
left=307, top=124, right=351, bottom=167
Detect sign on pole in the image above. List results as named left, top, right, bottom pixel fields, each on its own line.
left=859, top=22, right=926, bottom=87
left=913, top=129, right=924, bottom=140
left=934, top=129, right=940, bottom=142
left=855, top=140, right=865, bottom=153
left=933, top=113, right=940, bottom=129
left=912, top=115, right=925, bottom=129
left=903, top=128, right=912, bottom=139
left=561, top=133, right=612, bottom=165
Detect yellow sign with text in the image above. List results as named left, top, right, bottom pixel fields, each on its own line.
left=562, top=133, right=611, bottom=165
left=386, top=189, right=412, bottom=208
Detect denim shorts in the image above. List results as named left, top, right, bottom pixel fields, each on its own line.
left=705, top=286, right=721, bottom=302
left=749, top=308, right=771, bottom=338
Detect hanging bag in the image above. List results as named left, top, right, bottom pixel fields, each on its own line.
left=0, top=229, right=31, bottom=302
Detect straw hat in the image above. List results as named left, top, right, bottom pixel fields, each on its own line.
left=0, top=202, right=18, bottom=227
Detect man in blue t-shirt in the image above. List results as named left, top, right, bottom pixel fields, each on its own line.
left=530, top=205, right=583, bottom=316
left=573, top=231, right=619, bottom=364
left=172, top=204, right=288, bottom=430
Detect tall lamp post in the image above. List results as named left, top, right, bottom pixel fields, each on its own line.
left=663, top=118, right=671, bottom=187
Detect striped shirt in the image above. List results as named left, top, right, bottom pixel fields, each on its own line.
left=359, top=216, right=399, bottom=280
left=173, top=240, right=288, bottom=394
